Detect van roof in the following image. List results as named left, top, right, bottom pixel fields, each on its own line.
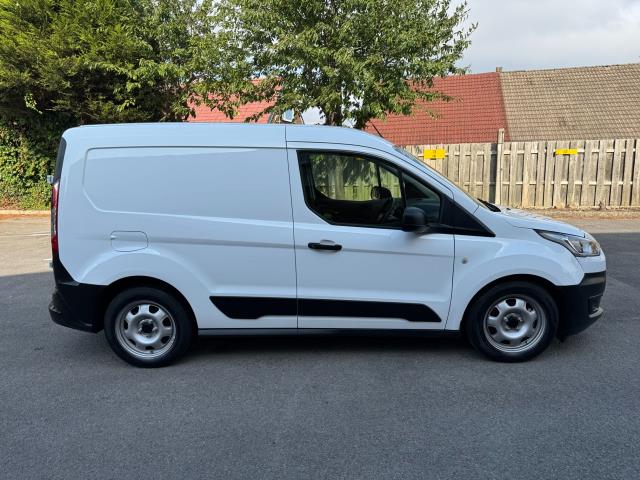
left=62, top=123, right=397, bottom=151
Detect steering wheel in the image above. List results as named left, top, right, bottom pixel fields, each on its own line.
left=376, top=197, right=396, bottom=223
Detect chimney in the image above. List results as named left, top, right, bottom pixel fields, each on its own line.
left=496, top=67, right=503, bottom=72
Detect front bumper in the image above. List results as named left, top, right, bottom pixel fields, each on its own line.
left=557, top=271, right=606, bottom=340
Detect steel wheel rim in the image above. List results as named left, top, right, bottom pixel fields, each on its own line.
left=483, top=294, right=547, bottom=353
left=114, top=301, right=176, bottom=359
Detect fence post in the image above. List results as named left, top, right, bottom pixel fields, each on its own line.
left=495, top=129, right=505, bottom=204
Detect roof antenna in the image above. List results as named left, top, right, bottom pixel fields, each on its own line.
left=370, top=121, right=385, bottom=139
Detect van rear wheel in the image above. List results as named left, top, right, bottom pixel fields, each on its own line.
left=466, top=282, right=558, bottom=362
left=104, top=287, right=194, bottom=367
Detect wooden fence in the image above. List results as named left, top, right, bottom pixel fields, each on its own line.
left=404, top=135, right=640, bottom=208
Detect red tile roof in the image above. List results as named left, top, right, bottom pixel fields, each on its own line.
left=188, top=99, right=272, bottom=123
left=366, top=72, right=509, bottom=145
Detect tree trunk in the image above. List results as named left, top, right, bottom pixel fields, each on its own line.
left=324, top=108, right=343, bottom=126
left=334, top=158, right=345, bottom=199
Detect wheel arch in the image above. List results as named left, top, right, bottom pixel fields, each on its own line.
left=97, top=276, right=198, bottom=332
left=458, top=274, right=562, bottom=335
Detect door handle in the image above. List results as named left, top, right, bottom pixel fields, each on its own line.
left=308, top=242, right=342, bottom=251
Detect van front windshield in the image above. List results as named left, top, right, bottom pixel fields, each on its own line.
left=393, top=146, right=491, bottom=211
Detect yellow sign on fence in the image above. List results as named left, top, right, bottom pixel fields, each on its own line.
left=423, top=148, right=446, bottom=160
left=555, top=148, right=578, bottom=156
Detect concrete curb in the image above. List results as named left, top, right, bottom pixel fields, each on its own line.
left=0, top=210, right=49, bottom=216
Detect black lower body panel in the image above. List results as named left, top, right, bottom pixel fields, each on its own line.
left=198, top=328, right=457, bottom=338
left=48, top=253, right=105, bottom=333
left=557, top=271, right=606, bottom=340
left=210, top=297, right=441, bottom=322
left=49, top=283, right=104, bottom=333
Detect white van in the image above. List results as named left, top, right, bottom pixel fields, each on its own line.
left=49, top=123, right=606, bottom=367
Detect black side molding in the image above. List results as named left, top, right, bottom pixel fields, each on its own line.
left=211, top=297, right=297, bottom=320
left=210, top=297, right=441, bottom=323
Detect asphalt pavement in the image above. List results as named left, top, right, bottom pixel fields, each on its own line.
left=1, top=215, right=638, bottom=480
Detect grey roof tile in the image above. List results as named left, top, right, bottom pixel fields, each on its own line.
left=500, top=64, right=640, bottom=141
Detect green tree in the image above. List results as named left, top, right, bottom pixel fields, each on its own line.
left=0, top=0, right=250, bottom=125
left=133, top=0, right=257, bottom=121
left=219, top=0, right=475, bottom=128
left=0, top=0, right=251, bottom=207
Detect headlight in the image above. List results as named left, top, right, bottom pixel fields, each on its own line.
left=537, top=230, right=601, bottom=257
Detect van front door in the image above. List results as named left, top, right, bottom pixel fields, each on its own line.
left=288, top=147, right=454, bottom=330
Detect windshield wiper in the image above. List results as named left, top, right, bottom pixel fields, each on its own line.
left=478, top=198, right=501, bottom=212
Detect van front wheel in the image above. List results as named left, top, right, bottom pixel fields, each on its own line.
left=104, top=287, right=194, bottom=367
left=466, top=282, right=558, bottom=362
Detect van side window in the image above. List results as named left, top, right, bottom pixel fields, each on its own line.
left=298, top=151, right=441, bottom=227
left=403, top=173, right=441, bottom=223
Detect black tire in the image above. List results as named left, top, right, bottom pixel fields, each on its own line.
left=465, top=281, right=558, bottom=362
left=104, top=287, right=194, bottom=367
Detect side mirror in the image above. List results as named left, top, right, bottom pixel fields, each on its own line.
left=402, top=207, right=430, bottom=234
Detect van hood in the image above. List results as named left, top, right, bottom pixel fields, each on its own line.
left=497, top=208, right=585, bottom=236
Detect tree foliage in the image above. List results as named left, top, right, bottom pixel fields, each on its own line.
left=0, top=0, right=250, bottom=207
left=0, top=0, right=475, bottom=207
left=219, top=0, right=474, bottom=127
left=0, top=0, right=249, bottom=125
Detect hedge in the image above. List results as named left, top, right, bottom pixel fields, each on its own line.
left=0, top=121, right=65, bottom=209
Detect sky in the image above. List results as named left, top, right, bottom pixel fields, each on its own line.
left=461, top=0, right=640, bottom=73
left=304, top=0, right=640, bottom=124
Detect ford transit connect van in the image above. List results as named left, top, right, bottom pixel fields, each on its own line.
left=48, top=123, right=606, bottom=367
